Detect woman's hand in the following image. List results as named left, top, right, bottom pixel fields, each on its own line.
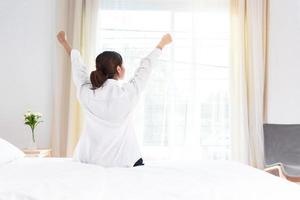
left=57, top=31, right=67, bottom=44
left=156, top=34, right=173, bottom=49
left=57, top=31, right=71, bottom=55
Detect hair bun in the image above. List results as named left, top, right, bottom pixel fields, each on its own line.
left=90, top=70, right=107, bottom=90
left=91, top=51, right=123, bottom=90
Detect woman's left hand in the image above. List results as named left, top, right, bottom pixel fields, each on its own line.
left=57, top=31, right=66, bottom=44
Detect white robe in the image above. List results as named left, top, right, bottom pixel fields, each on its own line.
left=71, top=48, right=162, bottom=167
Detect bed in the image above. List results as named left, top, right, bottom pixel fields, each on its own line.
left=1, top=157, right=300, bottom=200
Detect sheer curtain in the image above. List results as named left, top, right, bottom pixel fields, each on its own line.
left=97, top=0, right=231, bottom=161
left=230, top=0, right=269, bottom=168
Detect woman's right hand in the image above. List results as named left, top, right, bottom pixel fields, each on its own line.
left=157, top=33, right=173, bottom=49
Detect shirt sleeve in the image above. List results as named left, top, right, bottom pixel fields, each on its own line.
left=70, top=49, right=91, bottom=100
left=71, top=49, right=90, bottom=87
left=123, top=48, right=162, bottom=103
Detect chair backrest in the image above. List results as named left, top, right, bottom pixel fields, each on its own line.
left=263, top=124, right=300, bottom=166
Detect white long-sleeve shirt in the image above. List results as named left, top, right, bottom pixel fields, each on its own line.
left=71, top=48, right=162, bottom=167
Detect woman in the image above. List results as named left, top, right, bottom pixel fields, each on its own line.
left=57, top=31, right=172, bottom=167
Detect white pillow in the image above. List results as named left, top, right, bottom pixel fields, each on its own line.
left=0, top=138, right=25, bottom=165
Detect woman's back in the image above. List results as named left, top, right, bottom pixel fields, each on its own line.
left=85, top=79, right=136, bottom=123
left=72, top=48, right=162, bottom=167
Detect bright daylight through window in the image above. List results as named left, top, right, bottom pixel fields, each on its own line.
left=97, top=0, right=230, bottom=160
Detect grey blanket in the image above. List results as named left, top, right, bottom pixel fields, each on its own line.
left=264, top=124, right=300, bottom=177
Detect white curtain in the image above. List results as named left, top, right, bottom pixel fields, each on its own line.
left=51, top=0, right=99, bottom=157
left=97, top=0, right=231, bottom=161
left=230, top=0, right=269, bottom=168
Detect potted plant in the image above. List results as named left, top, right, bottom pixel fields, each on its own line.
left=24, top=110, right=43, bottom=149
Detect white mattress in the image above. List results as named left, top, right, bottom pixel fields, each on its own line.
left=0, top=158, right=300, bottom=200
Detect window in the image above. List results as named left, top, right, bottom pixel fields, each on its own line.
left=97, top=0, right=230, bottom=160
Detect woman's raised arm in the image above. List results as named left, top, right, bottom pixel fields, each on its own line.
left=56, top=31, right=90, bottom=102
left=57, top=31, right=72, bottom=55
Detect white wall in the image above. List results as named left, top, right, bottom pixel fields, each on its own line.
left=267, top=0, right=300, bottom=124
left=0, top=0, right=56, bottom=148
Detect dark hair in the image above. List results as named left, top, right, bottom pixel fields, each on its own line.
left=90, top=51, right=123, bottom=90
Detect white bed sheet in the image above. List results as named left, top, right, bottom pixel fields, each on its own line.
left=0, top=158, right=300, bottom=200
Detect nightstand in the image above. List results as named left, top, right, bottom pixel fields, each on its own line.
left=22, top=149, right=52, bottom=157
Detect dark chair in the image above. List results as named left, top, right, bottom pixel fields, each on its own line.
left=264, top=124, right=300, bottom=182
